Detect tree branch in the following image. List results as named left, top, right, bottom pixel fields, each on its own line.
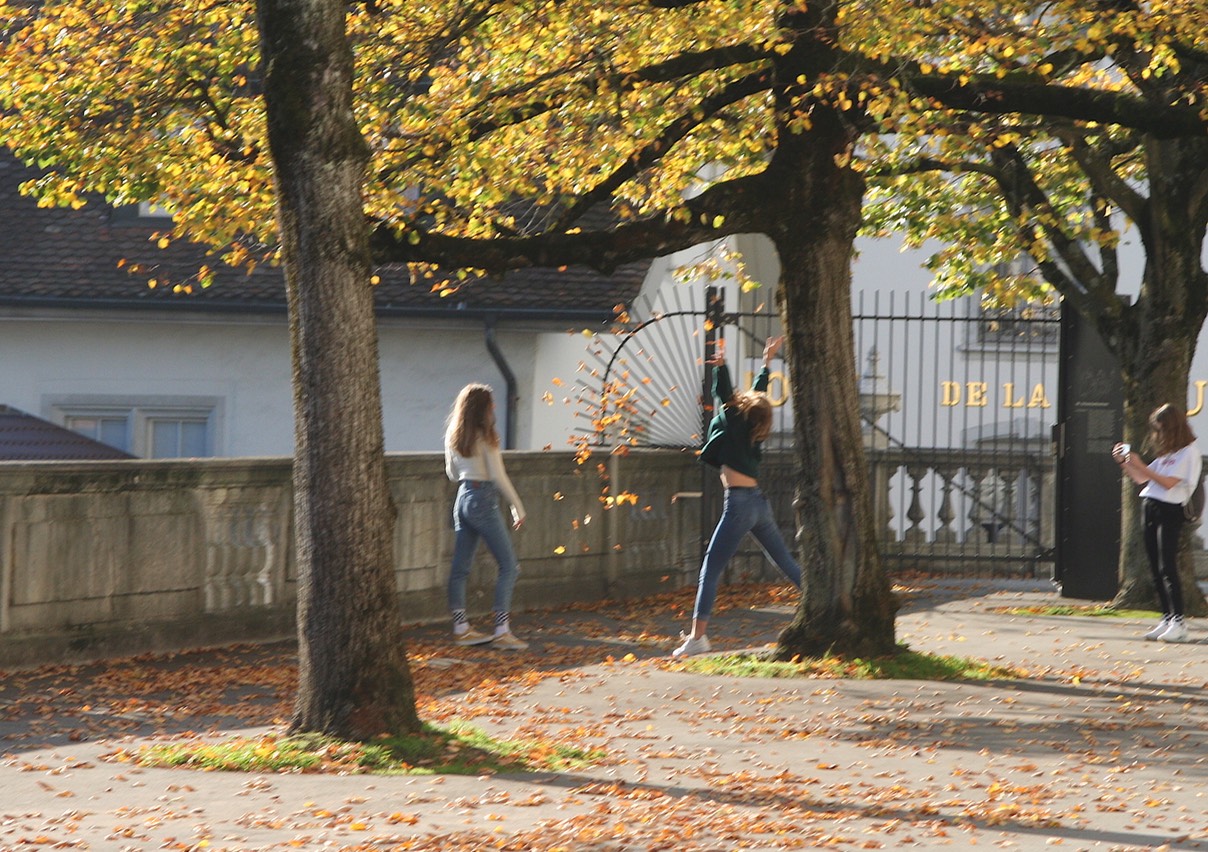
left=1058, top=128, right=1148, bottom=224
left=550, top=69, right=771, bottom=232
left=988, top=142, right=1114, bottom=300
left=865, top=156, right=1000, bottom=180
left=848, top=51, right=1206, bottom=138
left=378, top=43, right=769, bottom=181
left=369, top=171, right=772, bottom=273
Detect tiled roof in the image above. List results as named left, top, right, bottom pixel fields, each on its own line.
left=0, top=150, right=647, bottom=320
left=0, top=405, right=135, bottom=461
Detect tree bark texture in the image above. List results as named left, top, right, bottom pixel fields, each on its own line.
left=766, top=106, right=898, bottom=658
left=1105, top=136, right=1208, bottom=616
left=256, top=0, right=421, bottom=737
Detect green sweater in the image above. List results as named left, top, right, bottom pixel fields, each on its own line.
left=699, top=364, right=769, bottom=479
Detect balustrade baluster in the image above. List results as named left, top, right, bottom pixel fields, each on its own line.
left=1000, top=466, right=1019, bottom=548
left=905, top=465, right=926, bottom=543
left=966, top=466, right=987, bottom=545
left=935, top=465, right=957, bottom=543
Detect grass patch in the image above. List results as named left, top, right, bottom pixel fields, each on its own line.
left=995, top=604, right=1159, bottom=619
left=676, top=645, right=1021, bottom=681
left=127, top=722, right=603, bottom=775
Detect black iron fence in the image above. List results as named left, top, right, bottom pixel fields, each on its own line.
left=593, top=286, right=1061, bottom=579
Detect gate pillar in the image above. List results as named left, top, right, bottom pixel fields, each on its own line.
left=1054, top=303, right=1124, bottom=599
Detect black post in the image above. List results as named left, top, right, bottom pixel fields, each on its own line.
left=701, top=286, right=726, bottom=567
left=1054, top=302, right=1124, bottom=599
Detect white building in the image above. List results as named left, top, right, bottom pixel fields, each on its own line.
left=0, top=150, right=647, bottom=458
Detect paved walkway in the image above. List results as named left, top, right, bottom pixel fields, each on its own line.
left=1, top=580, right=1205, bottom=850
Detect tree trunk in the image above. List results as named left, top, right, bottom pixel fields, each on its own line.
left=256, top=0, right=421, bottom=737
left=1106, top=135, right=1208, bottom=616
left=769, top=105, right=898, bottom=659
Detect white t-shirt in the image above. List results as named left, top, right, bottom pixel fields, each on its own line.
left=445, top=438, right=526, bottom=524
left=1139, top=442, right=1203, bottom=505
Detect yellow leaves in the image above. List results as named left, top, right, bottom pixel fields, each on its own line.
left=602, top=490, right=640, bottom=508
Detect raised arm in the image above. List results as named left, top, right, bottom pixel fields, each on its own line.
left=751, top=336, right=782, bottom=393
left=706, top=341, right=734, bottom=403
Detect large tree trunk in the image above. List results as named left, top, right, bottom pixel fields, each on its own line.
left=769, top=102, right=898, bottom=659
left=1107, top=136, right=1208, bottom=616
left=256, top=0, right=421, bottom=737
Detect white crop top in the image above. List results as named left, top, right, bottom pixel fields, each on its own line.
left=1139, top=442, right=1202, bottom=506
left=445, top=439, right=526, bottom=524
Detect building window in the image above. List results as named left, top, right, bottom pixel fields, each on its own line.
left=64, top=413, right=131, bottom=452
left=149, top=416, right=210, bottom=458
left=48, top=398, right=220, bottom=458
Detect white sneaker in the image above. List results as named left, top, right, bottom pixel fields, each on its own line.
left=672, top=633, right=712, bottom=658
left=1157, top=617, right=1189, bottom=643
left=1143, top=616, right=1172, bottom=640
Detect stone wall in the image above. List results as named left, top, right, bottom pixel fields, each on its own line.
left=0, top=451, right=705, bottom=668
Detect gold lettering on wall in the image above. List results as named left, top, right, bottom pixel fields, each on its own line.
left=940, top=381, right=1051, bottom=408
left=1189, top=381, right=1208, bottom=417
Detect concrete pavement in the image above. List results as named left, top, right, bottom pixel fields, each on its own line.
left=1, top=579, right=1205, bottom=850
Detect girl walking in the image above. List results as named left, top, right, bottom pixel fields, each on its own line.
left=1114, top=403, right=1200, bottom=643
left=444, top=383, right=528, bottom=650
left=674, top=336, right=803, bottom=657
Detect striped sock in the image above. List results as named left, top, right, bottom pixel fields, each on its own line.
left=494, top=612, right=510, bottom=637
left=452, top=610, right=469, bottom=635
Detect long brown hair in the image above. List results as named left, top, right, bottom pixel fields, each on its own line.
left=730, top=390, right=773, bottom=445
left=446, top=383, right=499, bottom=457
left=1147, top=402, right=1196, bottom=457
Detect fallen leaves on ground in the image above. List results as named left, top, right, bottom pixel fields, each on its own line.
left=3, top=580, right=1206, bottom=850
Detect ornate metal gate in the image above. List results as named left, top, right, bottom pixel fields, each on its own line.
left=585, top=285, right=1058, bottom=578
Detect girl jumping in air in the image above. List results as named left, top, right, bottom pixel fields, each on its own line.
left=674, top=336, right=803, bottom=657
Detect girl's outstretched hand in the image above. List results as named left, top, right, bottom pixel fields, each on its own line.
left=764, top=335, right=784, bottom=363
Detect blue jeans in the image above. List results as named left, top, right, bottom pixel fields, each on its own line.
left=448, top=481, right=519, bottom=613
left=694, top=486, right=802, bottom=620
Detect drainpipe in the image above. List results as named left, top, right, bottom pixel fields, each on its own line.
left=484, top=318, right=517, bottom=449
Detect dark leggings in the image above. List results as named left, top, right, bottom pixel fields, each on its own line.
left=1142, top=497, right=1185, bottom=617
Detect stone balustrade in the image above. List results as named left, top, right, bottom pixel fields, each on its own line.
left=3, top=447, right=1199, bottom=667
left=0, top=451, right=704, bottom=667
left=868, top=447, right=1056, bottom=575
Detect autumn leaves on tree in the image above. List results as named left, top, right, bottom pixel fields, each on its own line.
left=0, top=0, right=1204, bottom=730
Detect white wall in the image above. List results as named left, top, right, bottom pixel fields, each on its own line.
left=0, top=310, right=293, bottom=456
left=0, top=309, right=546, bottom=457
left=3, top=227, right=1201, bottom=460
left=377, top=316, right=540, bottom=451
